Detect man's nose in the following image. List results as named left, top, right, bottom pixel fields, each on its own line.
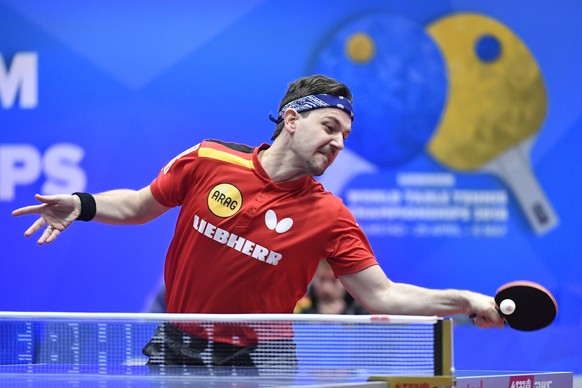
left=330, top=132, right=345, bottom=150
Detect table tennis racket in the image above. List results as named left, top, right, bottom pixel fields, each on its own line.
left=426, top=13, right=558, bottom=235
left=476, top=281, right=558, bottom=331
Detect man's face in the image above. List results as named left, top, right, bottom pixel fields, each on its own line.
left=290, top=108, right=352, bottom=176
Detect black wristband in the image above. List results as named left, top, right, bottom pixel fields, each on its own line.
left=72, top=192, right=96, bottom=221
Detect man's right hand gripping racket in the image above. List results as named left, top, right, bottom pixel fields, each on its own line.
left=474, top=281, right=558, bottom=331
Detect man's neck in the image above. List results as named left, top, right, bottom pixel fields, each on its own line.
left=257, top=145, right=308, bottom=183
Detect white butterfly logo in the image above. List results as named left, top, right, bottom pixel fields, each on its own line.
left=265, top=209, right=293, bottom=234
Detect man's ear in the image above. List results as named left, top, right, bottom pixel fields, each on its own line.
left=283, top=109, right=299, bottom=133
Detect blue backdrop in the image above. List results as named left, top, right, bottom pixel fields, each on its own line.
left=1, top=0, right=581, bottom=373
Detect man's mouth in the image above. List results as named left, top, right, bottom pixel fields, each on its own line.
left=318, top=150, right=333, bottom=162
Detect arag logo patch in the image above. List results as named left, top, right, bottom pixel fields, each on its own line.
left=208, top=183, right=242, bottom=218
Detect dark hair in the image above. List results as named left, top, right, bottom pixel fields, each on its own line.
left=271, top=75, right=353, bottom=140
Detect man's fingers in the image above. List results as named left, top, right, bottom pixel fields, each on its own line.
left=14, top=194, right=69, bottom=245
left=12, top=203, right=47, bottom=217
left=36, top=224, right=59, bottom=245
left=45, top=227, right=60, bottom=244
left=24, top=217, right=46, bottom=238
left=12, top=194, right=60, bottom=217
left=473, top=313, right=505, bottom=329
left=35, top=193, right=61, bottom=204
left=43, top=225, right=60, bottom=244
left=36, top=226, right=51, bottom=245
left=473, top=315, right=493, bottom=328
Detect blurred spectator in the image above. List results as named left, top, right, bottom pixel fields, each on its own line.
left=295, top=260, right=368, bottom=315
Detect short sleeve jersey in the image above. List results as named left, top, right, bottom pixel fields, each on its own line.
left=150, top=139, right=378, bottom=317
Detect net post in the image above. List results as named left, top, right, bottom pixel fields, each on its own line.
left=434, top=318, right=454, bottom=376
left=368, top=318, right=455, bottom=387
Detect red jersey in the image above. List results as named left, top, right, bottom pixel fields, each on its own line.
left=150, top=140, right=377, bottom=343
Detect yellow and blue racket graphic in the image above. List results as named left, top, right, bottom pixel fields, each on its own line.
left=427, top=13, right=558, bottom=235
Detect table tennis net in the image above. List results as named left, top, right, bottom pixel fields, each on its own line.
left=0, top=313, right=452, bottom=378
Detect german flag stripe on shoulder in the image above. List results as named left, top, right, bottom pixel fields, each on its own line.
left=198, top=139, right=254, bottom=169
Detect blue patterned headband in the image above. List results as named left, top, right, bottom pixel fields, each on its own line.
left=269, top=94, right=354, bottom=125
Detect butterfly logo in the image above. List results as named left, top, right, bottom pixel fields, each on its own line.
left=265, top=209, right=293, bottom=234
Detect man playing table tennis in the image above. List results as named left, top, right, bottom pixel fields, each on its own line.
left=13, top=75, right=504, bottom=367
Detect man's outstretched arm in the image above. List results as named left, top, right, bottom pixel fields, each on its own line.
left=340, top=264, right=504, bottom=328
left=12, top=186, right=169, bottom=245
